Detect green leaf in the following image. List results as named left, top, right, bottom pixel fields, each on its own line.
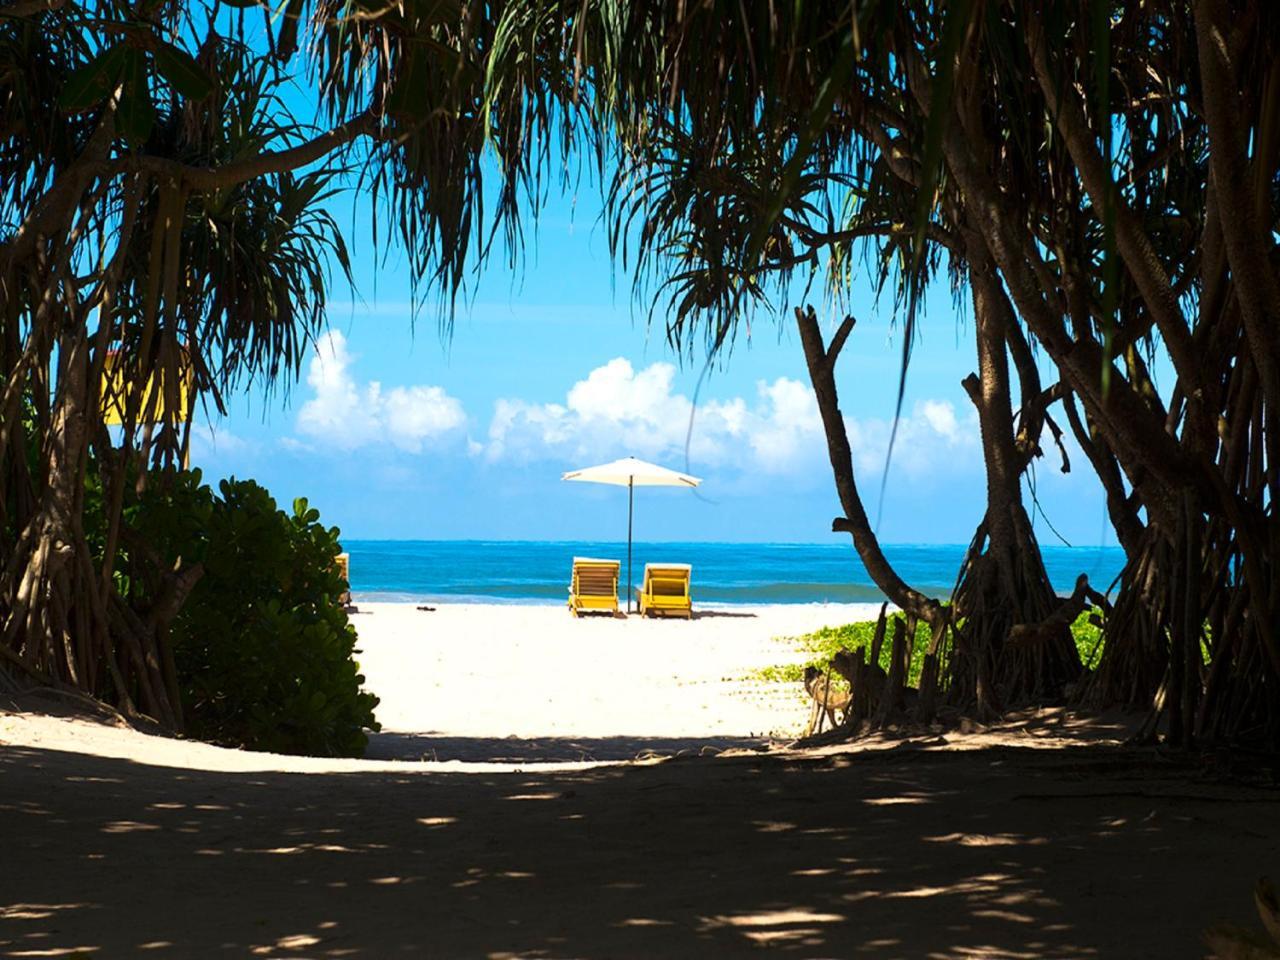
left=117, top=51, right=155, bottom=145
left=911, top=0, right=969, bottom=263
left=745, top=31, right=855, bottom=285
left=58, top=44, right=128, bottom=112
left=153, top=42, right=214, bottom=102
left=402, top=0, right=461, bottom=27
left=878, top=0, right=971, bottom=530
left=385, top=44, right=431, bottom=118
left=1089, top=1, right=1117, bottom=400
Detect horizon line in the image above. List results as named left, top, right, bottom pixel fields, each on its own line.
left=338, top=537, right=1123, bottom=550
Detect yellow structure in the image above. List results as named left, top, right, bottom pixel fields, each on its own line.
left=568, top=557, right=620, bottom=616
left=636, top=563, right=693, bottom=619
left=335, top=552, right=351, bottom=606
left=100, top=349, right=192, bottom=426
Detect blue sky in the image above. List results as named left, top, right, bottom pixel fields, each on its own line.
left=192, top=174, right=1116, bottom=547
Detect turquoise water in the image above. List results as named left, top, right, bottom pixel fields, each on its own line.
left=344, top=540, right=1126, bottom=605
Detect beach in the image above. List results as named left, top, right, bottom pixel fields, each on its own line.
left=3, top=601, right=1272, bottom=958
left=354, top=601, right=880, bottom=761
left=0, top=600, right=884, bottom=774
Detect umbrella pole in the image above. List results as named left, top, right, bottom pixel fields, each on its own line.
left=627, top=477, right=634, bottom=613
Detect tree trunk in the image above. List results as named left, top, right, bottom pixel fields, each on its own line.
left=794, top=306, right=946, bottom=633
left=950, top=237, right=1068, bottom=712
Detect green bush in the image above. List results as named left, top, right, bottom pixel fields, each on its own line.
left=762, top=609, right=1107, bottom=687
left=1071, top=610, right=1106, bottom=666
left=763, top=616, right=932, bottom=687
left=127, top=471, right=379, bottom=756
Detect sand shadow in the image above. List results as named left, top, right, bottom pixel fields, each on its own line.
left=615, top=609, right=760, bottom=620
left=365, top=731, right=773, bottom=763
left=1, top=736, right=1270, bottom=959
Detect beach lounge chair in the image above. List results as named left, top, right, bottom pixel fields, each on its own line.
left=568, top=557, right=620, bottom=616
left=334, top=552, right=354, bottom=610
left=636, top=563, right=692, bottom=618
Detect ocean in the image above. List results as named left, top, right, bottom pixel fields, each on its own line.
left=344, top=540, right=1127, bottom=606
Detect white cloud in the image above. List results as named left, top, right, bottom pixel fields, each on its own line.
left=483, top=358, right=794, bottom=469
left=188, top=421, right=255, bottom=459
left=295, top=330, right=466, bottom=453
left=845, top=400, right=976, bottom=478
left=920, top=399, right=960, bottom=440
left=278, top=436, right=314, bottom=453
left=482, top=357, right=978, bottom=479
left=746, top=376, right=823, bottom=472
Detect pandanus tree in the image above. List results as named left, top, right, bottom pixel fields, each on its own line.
left=0, top=16, right=353, bottom=723
left=935, top=1, right=1280, bottom=746
left=471, top=0, right=1278, bottom=746
left=0, top=0, right=541, bottom=722
left=817, top=0, right=1280, bottom=746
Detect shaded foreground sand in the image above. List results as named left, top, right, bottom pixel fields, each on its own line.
left=2, top=709, right=1278, bottom=958
left=1, top=601, right=1278, bottom=957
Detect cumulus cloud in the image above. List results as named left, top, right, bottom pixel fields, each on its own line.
left=846, top=399, right=976, bottom=478
left=188, top=421, right=254, bottom=459
left=295, top=330, right=466, bottom=453
left=482, top=357, right=977, bottom=478
left=484, top=358, right=814, bottom=470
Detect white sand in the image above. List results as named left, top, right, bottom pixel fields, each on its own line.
left=0, top=601, right=883, bottom=770
left=353, top=601, right=879, bottom=746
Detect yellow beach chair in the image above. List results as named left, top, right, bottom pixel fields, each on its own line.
left=568, top=557, right=620, bottom=616
left=636, top=563, right=693, bottom=619
left=335, top=552, right=352, bottom=607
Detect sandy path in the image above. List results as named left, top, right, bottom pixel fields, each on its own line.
left=353, top=602, right=879, bottom=760
left=1, top=716, right=1276, bottom=959
left=2, top=602, right=1276, bottom=957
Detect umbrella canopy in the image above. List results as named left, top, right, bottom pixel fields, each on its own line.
left=562, top=457, right=702, bottom=612
left=562, top=456, right=701, bottom=488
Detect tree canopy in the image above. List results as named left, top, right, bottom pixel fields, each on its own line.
left=2, top=0, right=1276, bottom=749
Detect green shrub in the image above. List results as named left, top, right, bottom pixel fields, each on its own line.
left=1071, top=610, right=1106, bottom=666
left=763, top=609, right=1108, bottom=688
left=764, top=616, right=932, bottom=687
left=127, top=471, right=379, bottom=757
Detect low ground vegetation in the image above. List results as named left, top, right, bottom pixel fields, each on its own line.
left=758, top=610, right=1107, bottom=694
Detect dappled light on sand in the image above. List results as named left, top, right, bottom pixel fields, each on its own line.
left=2, top=714, right=1277, bottom=958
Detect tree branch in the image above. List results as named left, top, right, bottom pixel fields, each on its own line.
left=779, top=215, right=959, bottom=255
left=899, top=34, right=1199, bottom=521
left=1042, top=410, right=1069, bottom=474
left=131, top=109, right=377, bottom=191
left=1061, top=393, right=1145, bottom=554
left=795, top=305, right=943, bottom=627
left=1014, top=381, right=1067, bottom=468
left=826, top=314, right=856, bottom=363
left=1024, top=18, right=1200, bottom=393
left=0, top=104, right=118, bottom=270
left=1192, top=0, right=1280, bottom=407
left=0, top=0, right=65, bottom=17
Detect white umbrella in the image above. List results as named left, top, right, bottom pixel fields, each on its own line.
left=562, top=456, right=702, bottom=612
